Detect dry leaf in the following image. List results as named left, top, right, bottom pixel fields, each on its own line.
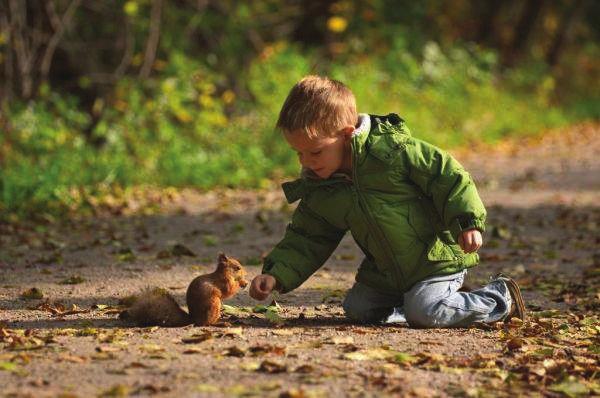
left=327, top=336, right=354, bottom=345
left=21, top=288, right=43, bottom=300
left=223, top=346, right=246, bottom=357
left=506, top=337, right=526, bottom=351
left=257, top=359, right=287, bottom=373
left=182, top=331, right=213, bottom=344
left=271, top=329, right=294, bottom=336
left=343, top=348, right=397, bottom=361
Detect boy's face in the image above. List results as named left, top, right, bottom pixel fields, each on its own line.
left=285, top=127, right=354, bottom=179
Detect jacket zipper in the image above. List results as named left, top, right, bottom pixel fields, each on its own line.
left=351, top=142, right=405, bottom=289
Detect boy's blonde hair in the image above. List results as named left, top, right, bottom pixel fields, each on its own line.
left=276, top=75, right=357, bottom=139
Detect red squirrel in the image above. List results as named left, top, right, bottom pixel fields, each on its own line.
left=121, top=253, right=247, bottom=326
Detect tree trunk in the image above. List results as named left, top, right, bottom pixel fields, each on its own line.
left=475, top=0, right=504, bottom=46
left=504, top=0, right=545, bottom=66
left=139, top=0, right=163, bottom=79
left=546, top=0, right=585, bottom=67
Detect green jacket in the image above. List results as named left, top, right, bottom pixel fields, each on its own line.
left=262, top=113, right=486, bottom=295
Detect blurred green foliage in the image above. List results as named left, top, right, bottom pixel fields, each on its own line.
left=0, top=0, right=598, bottom=218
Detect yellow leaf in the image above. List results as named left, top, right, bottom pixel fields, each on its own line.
left=343, top=348, right=396, bottom=361
left=240, top=361, right=260, bottom=371
left=123, top=1, right=138, bottom=16
left=271, top=329, right=294, bottom=336
left=195, top=384, right=219, bottom=393
left=326, top=336, right=354, bottom=345
left=21, top=287, right=43, bottom=300
left=139, top=344, right=164, bottom=353
left=221, top=90, right=236, bottom=104
left=327, top=16, right=348, bottom=33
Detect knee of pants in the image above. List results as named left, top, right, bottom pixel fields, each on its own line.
left=404, top=295, right=443, bottom=328
left=342, top=293, right=365, bottom=321
left=342, top=292, right=388, bottom=323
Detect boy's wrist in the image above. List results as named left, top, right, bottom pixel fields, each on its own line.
left=449, top=217, right=485, bottom=241
left=271, top=276, right=282, bottom=292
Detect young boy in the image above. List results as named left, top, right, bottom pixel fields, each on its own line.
left=249, top=76, right=525, bottom=327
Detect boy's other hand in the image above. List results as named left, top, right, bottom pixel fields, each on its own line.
left=250, top=274, right=277, bottom=300
left=458, top=229, right=483, bottom=253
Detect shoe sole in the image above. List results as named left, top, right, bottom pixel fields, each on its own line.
left=502, top=278, right=526, bottom=322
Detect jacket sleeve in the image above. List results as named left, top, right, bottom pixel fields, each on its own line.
left=261, top=199, right=346, bottom=293
left=402, top=138, right=486, bottom=241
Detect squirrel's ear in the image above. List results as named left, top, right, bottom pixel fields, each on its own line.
left=217, top=252, right=228, bottom=263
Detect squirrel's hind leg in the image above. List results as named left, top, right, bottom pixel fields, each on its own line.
left=191, top=296, right=222, bottom=326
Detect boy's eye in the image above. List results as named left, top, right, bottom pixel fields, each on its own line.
left=310, top=150, right=322, bottom=156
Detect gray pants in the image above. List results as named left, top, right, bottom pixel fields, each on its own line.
left=342, top=270, right=512, bottom=328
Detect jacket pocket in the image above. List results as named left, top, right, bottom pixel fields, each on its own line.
left=426, top=237, right=457, bottom=262
left=369, top=135, right=407, bottom=165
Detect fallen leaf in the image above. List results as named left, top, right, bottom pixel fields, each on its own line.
left=326, top=336, right=354, bottom=345
left=343, top=348, right=397, bottom=361
left=410, top=386, right=434, bottom=397
left=548, top=378, right=590, bottom=397
left=335, top=254, right=356, bottom=261
left=223, top=346, right=246, bottom=357
left=271, top=329, right=294, bottom=336
left=221, top=304, right=247, bottom=316
left=239, top=361, right=261, bottom=371
left=393, top=352, right=417, bottom=365
left=506, top=337, right=526, bottom=351
left=182, top=347, right=204, bottom=354
left=99, top=384, right=130, bottom=397
left=257, top=359, right=287, bottom=373
left=265, top=309, right=284, bottom=325
left=116, top=248, right=136, bottom=262
left=182, top=331, right=213, bottom=344
left=58, top=354, right=87, bottom=363
left=171, top=243, right=196, bottom=257
left=139, top=344, right=165, bottom=353
left=195, top=384, right=219, bottom=393
left=21, top=288, right=43, bottom=300
left=280, top=388, right=306, bottom=398
left=294, top=364, right=315, bottom=373
left=0, top=361, right=20, bottom=373
left=59, top=276, right=86, bottom=285
left=126, top=362, right=153, bottom=369
left=220, top=327, right=244, bottom=338
left=254, top=344, right=286, bottom=356
left=96, top=346, right=121, bottom=353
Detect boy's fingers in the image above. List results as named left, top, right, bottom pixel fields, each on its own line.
left=250, top=285, right=267, bottom=300
left=466, top=233, right=473, bottom=247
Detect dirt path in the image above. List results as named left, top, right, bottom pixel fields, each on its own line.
left=1, top=124, right=598, bottom=397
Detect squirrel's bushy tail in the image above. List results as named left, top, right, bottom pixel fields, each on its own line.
left=120, top=287, right=191, bottom=327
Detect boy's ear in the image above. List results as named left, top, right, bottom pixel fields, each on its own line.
left=340, top=126, right=354, bottom=141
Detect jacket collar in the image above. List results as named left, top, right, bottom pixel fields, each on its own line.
left=351, top=113, right=371, bottom=162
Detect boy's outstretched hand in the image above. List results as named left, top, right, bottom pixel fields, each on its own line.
left=250, top=274, right=277, bottom=300
left=458, top=229, right=483, bottom=253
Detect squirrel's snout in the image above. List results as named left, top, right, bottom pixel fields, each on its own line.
left=239, top=279, right=248, bottom=288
